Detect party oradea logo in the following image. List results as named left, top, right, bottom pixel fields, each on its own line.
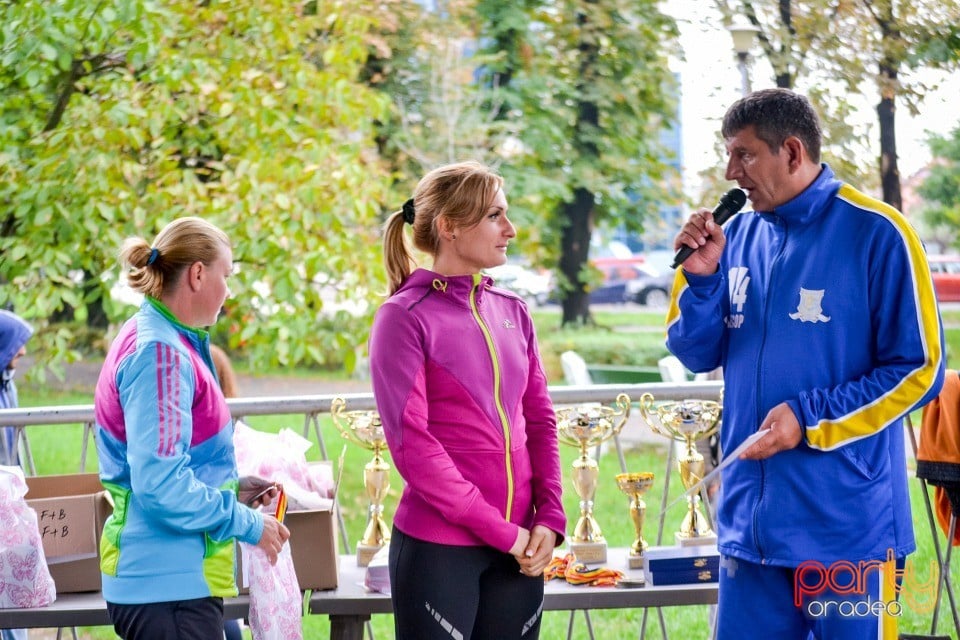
left=794, top=549, right=939, bottom=618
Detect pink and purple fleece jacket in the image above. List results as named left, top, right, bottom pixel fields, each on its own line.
left=369, top=269, right=566, bottom=553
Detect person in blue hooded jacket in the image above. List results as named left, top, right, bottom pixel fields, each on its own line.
left=667, top=88, right=944, bottom=639
left=0, top=312, right=34, bottom=640
left=0, top=309, right=32, bottom=470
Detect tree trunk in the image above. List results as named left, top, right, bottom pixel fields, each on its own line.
left=775, top=0, right=794, bottom=88
left=873, top=2, right=902, bottom=211
left=877, top=65, right=902, bottom=211
left=560, top=188, right=594, bottom=326
left=559, top=0, right=600, bottom=328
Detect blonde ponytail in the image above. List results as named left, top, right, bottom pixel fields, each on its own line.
left=383, top=210, right=415, bottom=295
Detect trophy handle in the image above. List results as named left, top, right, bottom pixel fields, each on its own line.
left=638, top=392, right=669, bottom=439
left=612, top=392, right=631, bottom=436
left=639, top=392, right=655, bottom=414
left=330, top=397, right=359, bottom=447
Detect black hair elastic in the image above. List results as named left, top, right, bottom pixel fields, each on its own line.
left=401, top=199, right=415, bottom=225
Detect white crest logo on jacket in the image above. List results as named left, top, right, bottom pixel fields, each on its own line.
left=789, top=288, right=831, bottom=323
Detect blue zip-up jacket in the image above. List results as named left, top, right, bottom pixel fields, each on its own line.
left=369, top=269, right=566, bottom=553
left=94, top=298, right=263, bottom=604
left=666, top=165, right=945, bottom=567
left=0, top=310, right=32, bottom=467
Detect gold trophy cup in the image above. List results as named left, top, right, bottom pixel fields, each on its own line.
left=331, top=397, right=392, bottom=566
left=615, top=471, right=655, bottom=568
left=638, top=392, right=721, bottom=546
left=555, top=393, right=631, bottom=564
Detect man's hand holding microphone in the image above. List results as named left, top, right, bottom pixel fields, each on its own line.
left=671, top=188, right=747, bottom=275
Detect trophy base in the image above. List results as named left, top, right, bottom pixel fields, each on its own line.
left=675, top=532, right=718, bottom=548
left=627, top=553, right=645, bottom=569
left=569, top=541, right=607, bottom=564
left=356, top=542, right=385, bottom=567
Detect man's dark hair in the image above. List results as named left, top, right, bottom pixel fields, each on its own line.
left=721, top=88, right=822, bottom=163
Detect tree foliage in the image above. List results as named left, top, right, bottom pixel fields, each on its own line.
left=0, top=1, right=392, bottom=373
left=366, top=1, right=520, bottom=175
left=476, top=0, right=682, bottom=325
left=711, top=0, right=876, bottom=190
left=15, top=1, right=956, bottom=372
left=918, top=125, right=960, bottom=248
left=714, top=0, right=960, bottom=209
left=362, top=0, right=682, bottom=327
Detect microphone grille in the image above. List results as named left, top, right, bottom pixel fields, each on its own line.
left=722, top=188, right=747, bottom=211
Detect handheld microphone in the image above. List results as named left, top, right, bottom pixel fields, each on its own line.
left=670, top=188, right=748, bottom=269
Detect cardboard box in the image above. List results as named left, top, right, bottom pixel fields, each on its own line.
left=238, top=505, right=340, bottom=591
left=25, top=473, right=112, bottom=594
left=285, top=503, right=339, bottom=590
left=238, top=462, right=340, bottom=592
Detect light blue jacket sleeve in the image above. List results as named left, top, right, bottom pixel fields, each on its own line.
left=117, top=341, right=263, bottom=545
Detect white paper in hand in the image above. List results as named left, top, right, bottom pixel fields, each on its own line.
left=660, top=429, right=770, bottom=516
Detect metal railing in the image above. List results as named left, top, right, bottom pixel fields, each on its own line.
left=0, top=381, right=723, bottom=471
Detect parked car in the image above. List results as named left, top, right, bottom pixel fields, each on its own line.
left=588, top=260, right=647, bottom=304
left=635, top=249, right=676, bottom=275
left=484, top=263, right=553, bottom=306
left=546, top=257, right=675, bottom=306
left=928, top=255, right=960, bottom=303
left=624, top=265, right=675, bottom=308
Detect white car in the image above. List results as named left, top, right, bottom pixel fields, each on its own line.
left=484, top=263, right=553, bottom=306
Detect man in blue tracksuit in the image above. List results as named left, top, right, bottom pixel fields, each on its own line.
left=667, top=88, right=944, bottom=639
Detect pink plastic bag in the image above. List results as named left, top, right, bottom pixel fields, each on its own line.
left=241, top=541, right=302, bottom=640
left=233, top=421, right=334, bottom=509
left=0, top=466, right=56, bottom=609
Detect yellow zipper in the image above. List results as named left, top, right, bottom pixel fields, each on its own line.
left=469, top=273, right=514, bottom=519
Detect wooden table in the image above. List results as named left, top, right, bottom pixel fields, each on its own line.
left=0, top=548, right=718, bottom=639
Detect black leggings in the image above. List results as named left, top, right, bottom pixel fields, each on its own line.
left=106, top=596, right=224, bottom=640
left=389, top=526, right=545, bottom=640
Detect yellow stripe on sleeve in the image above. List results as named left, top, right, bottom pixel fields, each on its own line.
left=805, top=185, right=943, bottom=450
left=665, top=269, right=687, bottom=330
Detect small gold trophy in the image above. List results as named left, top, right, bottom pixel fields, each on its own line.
left=615, top=472, right=655, bottom=569
left=638, top=392, right=721, bottom=547
left=555, top=393, right=631, bottom=564
left=331, top=397, right=392, bottom=566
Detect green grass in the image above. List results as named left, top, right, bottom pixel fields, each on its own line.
left=531, top=306, right=672, bottom=381
left=531, top=306, right=669, bottom=330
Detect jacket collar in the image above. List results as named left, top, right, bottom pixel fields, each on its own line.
left=768, top=163, right=842, bottom=226
left=398, top=269, right=493, bottom=307
left=143, top=297, right=210, bottom=347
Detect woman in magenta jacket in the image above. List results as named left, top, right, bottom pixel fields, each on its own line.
left=369, top=161, right=566, bottom=640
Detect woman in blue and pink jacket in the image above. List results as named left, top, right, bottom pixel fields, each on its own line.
left=95, top=217, right=289, bottom=640
left=369, top=161, right=566, bottom=640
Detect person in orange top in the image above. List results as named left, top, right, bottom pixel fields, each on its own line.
left=918, top=369, right=960, bottom=545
